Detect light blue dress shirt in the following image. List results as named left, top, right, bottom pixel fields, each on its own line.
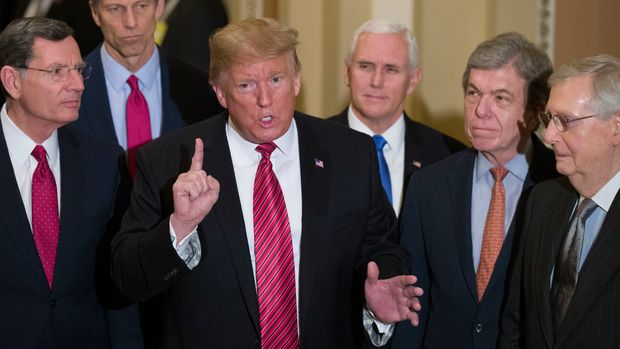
left=100, top=45, right=162, bottom=150
left=471, top=148, right=531, bottom=271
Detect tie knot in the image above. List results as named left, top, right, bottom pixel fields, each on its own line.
left=256, top=142, right=277, bottom=159
left=372, top=135, right=387, bottom=151
left=490, top=166, right=508, bottom=182
left=127, top=75, right=140, bottom=91
left=575, top=198, right=598, bottom=220
left=31, top=145, right=47, bottom=163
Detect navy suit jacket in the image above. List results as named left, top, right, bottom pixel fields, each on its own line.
left=111, top=112, right=409, bottom=348
left=499, top=177, right=620, bottom=349
left=392, top=137, right=557, bottom=349
left=72, top=45, right=222, bottom=144
left=328, top=110, right=465, bottom=207
left=0, top=124, right=141, bottom=348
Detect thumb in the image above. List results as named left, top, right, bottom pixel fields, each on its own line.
left=366, top=261, right=380, bottom=283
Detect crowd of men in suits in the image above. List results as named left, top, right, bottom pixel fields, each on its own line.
left=0, top=1, right=618, bottom=348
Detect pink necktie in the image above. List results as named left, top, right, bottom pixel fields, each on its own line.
left=253, top=143, right=299, bottom=349
left=476, top=166, right=508, bottom=301
left=31, top=145, right=59, bottom=289
left=126, top=75, right=151, bottom=179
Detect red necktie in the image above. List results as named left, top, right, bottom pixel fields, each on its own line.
left=126, top=75, right=151, bottom=179
left=476, top=166, right=508, bottom=301
left=31, top=145, right=59, bottom=289
left=253, top=143, right=299, bottom=349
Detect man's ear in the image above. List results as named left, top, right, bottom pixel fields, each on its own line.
left=211, top=83, right=228, bottom=109
left=0, top=66, right=22, bottom=100
left=611, top=113, right=620, bottom=146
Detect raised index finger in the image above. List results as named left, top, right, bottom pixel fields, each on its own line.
left=190, top=138, right=204, bottom=171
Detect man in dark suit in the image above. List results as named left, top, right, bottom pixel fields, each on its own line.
left=392, top=32, right=558, bottom=349
left=0, top=17, right=141, bottom=348
left=111, top=18, right=423, bottom=348
left=328, top=19, right=465, bottom=215
left=499, top=54, right=620, bottom=349
left=73, top=0, right=222, bottom=176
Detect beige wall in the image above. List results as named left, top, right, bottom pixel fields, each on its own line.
left=221, top=0, right=619, bottom=143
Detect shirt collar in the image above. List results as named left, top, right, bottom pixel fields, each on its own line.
left=474, top=141, right=532, bottom=183
left=590, top=170, right=620, bottom=212
left=225, top=115, right=297, bottom=165
left=100, top=44, right=160, bottom=93
left=1, top=103, right=59, bottom=167
left=346, top=105, right=405, bottom=153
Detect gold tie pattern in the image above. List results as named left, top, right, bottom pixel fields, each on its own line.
left=476, top=166, right=508, bottom=301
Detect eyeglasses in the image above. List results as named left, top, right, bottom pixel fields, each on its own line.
left=538, top=110, right=597, bottom=132
left=18, top=64, right=92, bottom=82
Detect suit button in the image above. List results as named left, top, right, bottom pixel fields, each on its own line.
left=474, top=322, right=483, bottom=333
left=50, top=299, right=58, bottom=308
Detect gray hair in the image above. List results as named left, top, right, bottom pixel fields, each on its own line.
left=0, top=17, right=74, bottom=95
left=346, top=18, right=419, bottom=70
left=549, top=54, right=620, bottom=119
left=462, top=32, right=552, bottom=113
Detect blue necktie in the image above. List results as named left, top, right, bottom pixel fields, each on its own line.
left=373, top=135, right=392, bottom=203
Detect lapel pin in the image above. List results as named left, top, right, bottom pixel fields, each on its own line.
left=314, top=158, right=324, bottom=168
left=413, top=160, right=422, bottom=168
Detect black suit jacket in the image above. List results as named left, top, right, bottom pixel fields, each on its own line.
left=0, top=124, right=141, bottom=348
left=392, top=137, right=558, bottom=349
left=111, top=112, right=408, bottom=348
left=328, top=109, right=466, bottom=206
left=499, top=177, right=620, bottom=349
left=72, top=45, right=222, bottom=144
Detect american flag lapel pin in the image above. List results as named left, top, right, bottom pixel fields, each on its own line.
left=413, top=160, right=422, bottom=168
left=314, top=158, right=324, bottom=168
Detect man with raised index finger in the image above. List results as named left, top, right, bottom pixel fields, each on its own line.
left=111, top=17, right=422, bottom=348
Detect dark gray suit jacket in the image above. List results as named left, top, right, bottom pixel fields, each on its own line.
left=499, top=177, right=620, bottom=349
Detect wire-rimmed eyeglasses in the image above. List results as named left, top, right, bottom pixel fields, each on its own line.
left=538, top=110, right=597, bottom=132
left=18, top=64, right=92, bottom=82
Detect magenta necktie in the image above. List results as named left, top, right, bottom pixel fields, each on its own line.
left=31, top=145, right=59, bottom=289
left=253, top=143, right=299, bottom=349
left=126, top=75, right=152, bottom=179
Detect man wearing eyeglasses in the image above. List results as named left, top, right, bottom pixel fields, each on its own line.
left=393, top=32, right=559, bottom=349
left=0, top=17, right=142, bottom=348
left=499, top=54, right=620, bottom=349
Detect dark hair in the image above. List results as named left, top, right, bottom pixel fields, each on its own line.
left=462, top=32, right=552, bottom=113
left=0, top=17, right=74, bottom=95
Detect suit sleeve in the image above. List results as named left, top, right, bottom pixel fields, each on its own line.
left=111, top=145, right=192, bottom=302
left=498, top=185, right=539, bottom=348
left=390, top=172, right=428, bottom=349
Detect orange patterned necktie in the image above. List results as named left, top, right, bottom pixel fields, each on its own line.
left=476, top=166, right=508, bottom=301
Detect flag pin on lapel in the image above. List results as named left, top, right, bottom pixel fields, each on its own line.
left=413, top=160, right=422, bottom=168
left=314, top=158, right=324, bottom=168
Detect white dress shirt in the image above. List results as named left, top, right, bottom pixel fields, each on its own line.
left=347, top=106, right=405, bottom=215
left=1, top=104, right=61, bottom=228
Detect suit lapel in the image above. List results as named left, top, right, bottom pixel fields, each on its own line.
left=294, top=115, right=330, bottom=331
left=558, top=189, right=620, bottom=342
left=54, top=128, right=88, bottom=293
left=536, top=182, right=577, bottom=347
left=0, top=125, right=49, bottom=291
left=201, top=117, right=260, bottom=334
left=448, top=150, right=478, bottom=301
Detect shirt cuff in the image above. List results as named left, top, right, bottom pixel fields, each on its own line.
left=169, top=220, right=201, bottom=270
left=363, top=307, right=395, bottom=347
